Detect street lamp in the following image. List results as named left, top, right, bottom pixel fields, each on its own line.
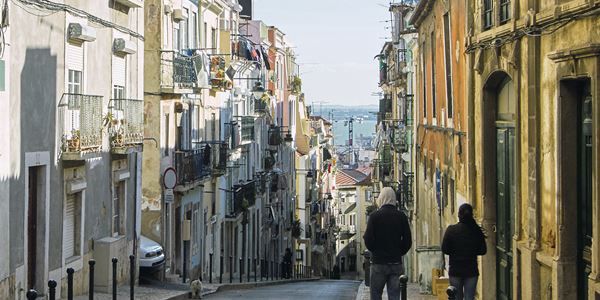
left=252, top=81, right=265, bottom=99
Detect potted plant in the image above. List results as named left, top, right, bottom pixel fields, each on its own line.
left=291, top=219, right=302, bottom=238
left=68, top=129, right=80, bottom=151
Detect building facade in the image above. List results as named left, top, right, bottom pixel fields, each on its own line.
left=0, top=0, right=144, bottom=298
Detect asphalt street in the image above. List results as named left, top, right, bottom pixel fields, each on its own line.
left=203, top=280, right=361, bottom=300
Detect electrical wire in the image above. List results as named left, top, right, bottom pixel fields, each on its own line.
left=13, top=0, right=144, bottom=41
left=465, top=6, right=600, bottom=54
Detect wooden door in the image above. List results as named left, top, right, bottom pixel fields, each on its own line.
left=577, top=93, right=592, bottom=300
left=496, top=128, right=514, bottom=300
left=27, top=167, right=38, bottom=290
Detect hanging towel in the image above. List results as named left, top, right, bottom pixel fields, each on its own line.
left=260, top=46, right=271, bottom=70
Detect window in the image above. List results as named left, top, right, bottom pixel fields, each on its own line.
left=430, top=31, right=436, bottom=120
left=63, top=192, right=82, bottom=261
left=192, top=12, right=198, bottom=49
left=421, top=42, right=427, bottom=118
left=191, top=104, right=200, bottom=149
left=163, top=14, right=169, bottom=48
left=182, top=8, right=189, bottom=50
left=499, top=0, right=511, bottom=24
left=164, top=113, right=170, bottom=156
left=68, top=70, right=82, bottom=94
left=349, top=214, right=356, bottom=226
left=443, top=14, right=453, bottom=119
left=483, top=0, right=493, bottom=29
left=174, top=27, right=180, bottom=51
left=211, top=28, right=217, bottom=54
left=113, top=181, right=125, bottom=236
left=113, top=85, right=125, bottom=100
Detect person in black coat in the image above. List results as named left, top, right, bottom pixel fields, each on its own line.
left=442, top=203, right=487, bottom=300
left=363, top=187, right=412, bottom=300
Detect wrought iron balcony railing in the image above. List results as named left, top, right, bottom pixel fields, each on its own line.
left=241, top=116, right=255, bottom=142
left=108, top=98, right=144, bottom=149
left=379, top=96, right=392, bottom=121
left=268, top=126, right=282, bottom=146
left=174, top=149, right=211, bottom=186
left=231, top=180, right=257, bottom=216
left=160, top=50, right=198, bottom=91
left=58, top=93, right=103, bottom=155
left=254, top=97, right=269, bottom=114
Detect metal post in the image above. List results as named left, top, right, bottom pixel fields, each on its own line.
left=129, top=255, right=135, bottom=300
left=254, top=258, right=257, bottom=282
left=399, top=275, right=408, bottom=300
left=67, top=267, right=74, bottom=300
left=183, top=241, right=187, bottom=284
left=89, top=259, right=95, bottom=300
left=26, top=290, right=37, bottom=300
left=219, top=255, right=223, bottom=284
left=247, top=258, right=251, bottom=282
left=209, top=253, right=213, bottom=283
left=48, top=280, right=57, bottom=300
left=229, top=256, right=233, bottom=283
left=112, top=257, right=118, bottom=300
left=447, top=286, right=457, bottom=300
left=239, top=257, right=243, bottom=283
left=269, top=260, right=272, bottom=281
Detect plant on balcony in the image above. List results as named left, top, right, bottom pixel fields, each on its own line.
left=103, top=112, right=125, bottom=147
left=291, top=219, right=303, bottom=238
left=66, top=129, right=81, bottom=152
left=290, top=76, right=302, bottom=94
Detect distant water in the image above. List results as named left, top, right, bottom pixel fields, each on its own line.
left=331, top=120, right=377, bottom=146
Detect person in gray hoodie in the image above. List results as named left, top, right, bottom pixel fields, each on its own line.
left=363, top=187, right=412, bottom=300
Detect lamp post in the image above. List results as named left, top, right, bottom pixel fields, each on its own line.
left=252, top=81, right=266, bottom=99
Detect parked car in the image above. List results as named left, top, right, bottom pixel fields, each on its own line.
left=139, top=235, right=165, bottom=273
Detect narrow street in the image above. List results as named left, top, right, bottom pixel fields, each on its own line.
left=203, top=280, right=360, bottom=300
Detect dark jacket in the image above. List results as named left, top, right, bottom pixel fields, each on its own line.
left=441, top=222, right=487, bottom=277
left=363, top=205, right=412, bottom=264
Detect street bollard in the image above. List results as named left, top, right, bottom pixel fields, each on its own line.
left=209, top=253, right=213, bottom=283
left=399, top=275, right=408, bottom=300
left=229, top=256, right=233, bottom=284
left=239, top=257, right=243, bottom=283
left=447, top=286, right=458, bottom=300
left=48, top=280, right=57, bottom=300
left=26, top=289, right=37, bottom=300
left=247, top=258, right=251, bottom=282
left=67, top=267, right=74, bottom=300
left=112, top=257, right=118, bottom=300
left=219, top=255, right=223, bottom=284
left=270, top=260, right=273, bottom=281
left=254, top=258, right=257, bottom=282
left=129, top=255, right=135, bottom=300
left=89, top=259, right=95, bottom=300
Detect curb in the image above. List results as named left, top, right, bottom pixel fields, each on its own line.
left=166, top=277, right=321, bottom=299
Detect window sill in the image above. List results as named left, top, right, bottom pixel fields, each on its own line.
left=63, top=255, right=84, bottom=273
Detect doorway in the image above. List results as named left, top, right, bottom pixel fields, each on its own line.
left=483, top=73, right=516, bottom=300
left=27, top=165, right=47, bottom=292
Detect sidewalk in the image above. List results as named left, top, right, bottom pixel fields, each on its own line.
left=355, top=281, right=437, bottom=300
left=73, top=276, right=320, bottom=300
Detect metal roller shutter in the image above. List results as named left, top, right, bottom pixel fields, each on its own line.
left=112, top=55, right=126, bottom=88
left=63, top=194, right=76, bottom=259
left=66, top=42, right=83, bottom=72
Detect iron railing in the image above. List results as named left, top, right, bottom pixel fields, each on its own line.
left=58, top=93, right=103, bottom=153
left=174, top=149, right=211, bottom=186
left=108, top=98, right=144, bottom=148
left=379, top=96, right=392, bottom=120
left=404, top=94, right=414, bottom=126
left=160, top=50, right=197, bottom=90
left=255, top=98, right=269, bottom=113
left=268, top=126, right=282, bottom=146
left=241, top=116, right=255, bottom=142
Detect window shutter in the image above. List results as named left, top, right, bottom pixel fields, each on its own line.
left=66, top=42, right=84, bottom=72
left=63, top=194, right=76, bottom=259
left=112, top=55, right=126, bottom=87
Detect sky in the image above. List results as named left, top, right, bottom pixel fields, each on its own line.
left=253, top=0, right=391, bottom=106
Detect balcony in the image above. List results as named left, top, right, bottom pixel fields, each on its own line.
left=58, top=93, right=103, bottom=160
left=371, top=159, right=381, bottom=182
left=160, top=50, right=198, bottom=94
left=268, top=126, right=282, bottom=146
left=108, top=98, right=144, bottom=153
left=241, top=116, right=254, bottom=143
left=404, top=94, right=414, bottom=126
left=379, top=96, right=392, bottom=121
left=205, top=142, right=227, bottom=176
left=231, top=180, right=257, bottom=216
left=173, top=149, right=210, bottom=189
left=392, top=128, right=408, bottom=153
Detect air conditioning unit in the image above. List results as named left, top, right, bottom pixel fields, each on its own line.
left=172, top=8, right=185, bottom=22
left=164, top=4, right=173, bottom=14
left=68, top=23, right=97, bottom=42
left=115, top=0, right=143, bottom=8
left=113, top=38, right=137, bottom=55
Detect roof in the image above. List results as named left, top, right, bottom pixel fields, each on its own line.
left=356, top=166, right=372, bottom=176
left=336, top=169, right=371, bottom=187
left=409, top=0, right=435, bottom=28
left=309, top=115, right=332, bottom=126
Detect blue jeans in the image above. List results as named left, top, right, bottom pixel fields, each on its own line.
left=449, top=276, right=478, bottom=300
left=370, top=263, right=404, bottom=300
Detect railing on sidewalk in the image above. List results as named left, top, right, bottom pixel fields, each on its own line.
left=26, top=255, right=136, bottom=300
